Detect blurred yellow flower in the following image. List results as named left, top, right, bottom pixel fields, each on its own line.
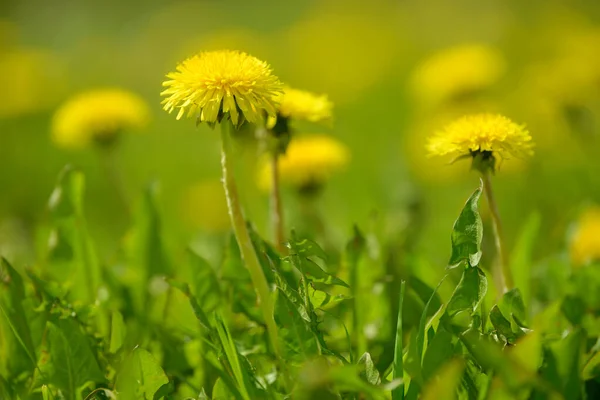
left=427, top=114, right=533, bottom=160
left=275, top=87, right=333, bottom=123
left=161, top=50, right=282, bottom=128
left=52, top=89, right=149, bottom=149
left=0, top=49, right=66, bottom=118
left=181, top=180, right=230, bottom=233
left=258, top=135, right=349, bottom=191
left=570, top=207, right=600, bottom=267
left=411, top=44, right=505, bottom=105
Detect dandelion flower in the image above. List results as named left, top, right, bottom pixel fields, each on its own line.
left=258, top=135, right=349, bottom=192
left=161, top=50, right=282, bottom=128
left=411, top=44, right=505, bottom=105
left=427, top=114, right=534, bottom=164
left=52, top=89, right=149, bottom=149
left=570, top=207, right=600, bottom=267
left=274, top=87, right=333, bottom=124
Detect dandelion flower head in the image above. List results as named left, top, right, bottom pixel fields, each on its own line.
left=570, top=207, right=600, bottom=267
left=52, top=88, right=149, bottom=149
left=161, top=50, right=283, bottom=128
left=411, top=44, right=505, bottom=105
left=427, top=113, right=534, bottom=161
left=274, top=87, right=333, bottom=124
left=258, top=135, right=349, bottom=191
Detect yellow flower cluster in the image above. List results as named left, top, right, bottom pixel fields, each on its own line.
left=570, top=207, right=600, bottom=267
left=259, top=135, right=349, bottom=191
left=161, top=50, right=283, bottom=127
left=274, top=87, right=333, bottom=124
left=427, top=113, right=534, bottom=160
left=411, top=44, right=505, bottom=105
left=52, top=89, right=149, bottom=149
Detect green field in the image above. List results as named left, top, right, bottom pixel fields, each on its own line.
left=1, top=1, right=600, bottom=399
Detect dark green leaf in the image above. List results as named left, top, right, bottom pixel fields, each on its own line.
left=489, top=305, right=515, bottom=343
left=446, top=267, right=487, bottom=318
left=422, top=327, right=455, bottom=382
left=448, top=182, right=483, bottom=268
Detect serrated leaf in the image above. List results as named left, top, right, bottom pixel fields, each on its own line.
left=37, top=318, right=105, bottom=400
left=446, top=267, right=487, bottom=318
left=274, top=282, right=319, bottom=362
left=448, top=182, right=483, bottom=268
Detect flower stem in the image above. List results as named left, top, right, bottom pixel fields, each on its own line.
left=220, top=121, right=280, bottom=358
left=481, top=170, right=513, bottom=292
left=270, top=152, right=285, bottom=252
left=96, top=145, right=130, bottom=217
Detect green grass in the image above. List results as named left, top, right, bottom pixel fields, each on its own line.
left=1, top=163, right=600, bottom=400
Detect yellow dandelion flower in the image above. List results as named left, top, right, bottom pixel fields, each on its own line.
left=411, top=44, right=505, bottom=105
left=161, top=50, right=283, bottom=128
left=52, top=89, right=149, bottom=149
left=275, top=87, right=333, bottom=123
left=258, top=135, right=349, bottom=191
left=570, top=207, right=600, bottom=267
left=426, top=114, right=534, bottom=162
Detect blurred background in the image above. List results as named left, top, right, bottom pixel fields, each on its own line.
left=1, top=0, right=599, bottom=283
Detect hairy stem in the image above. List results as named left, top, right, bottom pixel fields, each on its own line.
left=270, top=152, right=285, bottom=252
left=481, top=171, right=513, bottom=292
left=220, top=121, right=280, bottom=358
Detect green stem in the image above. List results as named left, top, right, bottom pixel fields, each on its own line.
left=392, top=280, right=405, bottom=400
left=481, top=171, right=513, bottom=292
left=97, top=145, right=130, bottom=217
left=220, top=121, right=280, bottom=359
left=270, top=152, right=285, bottom=252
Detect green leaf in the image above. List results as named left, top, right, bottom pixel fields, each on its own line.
left=448, top=182, right=483, bottom=268
left=446, top=267, right=487, bottom=318
left=358, top=352, right=382, bottom=386
left=109, top=311, right=125, bottom=354
left=489, top=305, right=516, bottom=343
left=548, top=329, right=584, bottom=398
left=561, top=295, right=586, bottom=326
left=0, top=258, right=37, bottom=375
left=583, top=351, right=600, bottom=380
left=116, top=347, right=170, bottom=400
left=392, top=280, right=405, bottom=400
left=126, top=182, right=171, bottom=312
left=37, top=318, right=105, bottom=400
left=214, top=314, right=252, bottom=400
left=274, top=275, right=319, bottom=362
left=509, top=212, right=540, bottom=310
left=46, top=166, right=101, bottom=304
left=187, top=249, right=221, bottom=313
left=287, top=233, right=348, bottom=288
left=168, top=279, right=211, bottom=330
left=422, top=327, right=455, bottom=382
left=421, top=359, right=465, bottom=400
